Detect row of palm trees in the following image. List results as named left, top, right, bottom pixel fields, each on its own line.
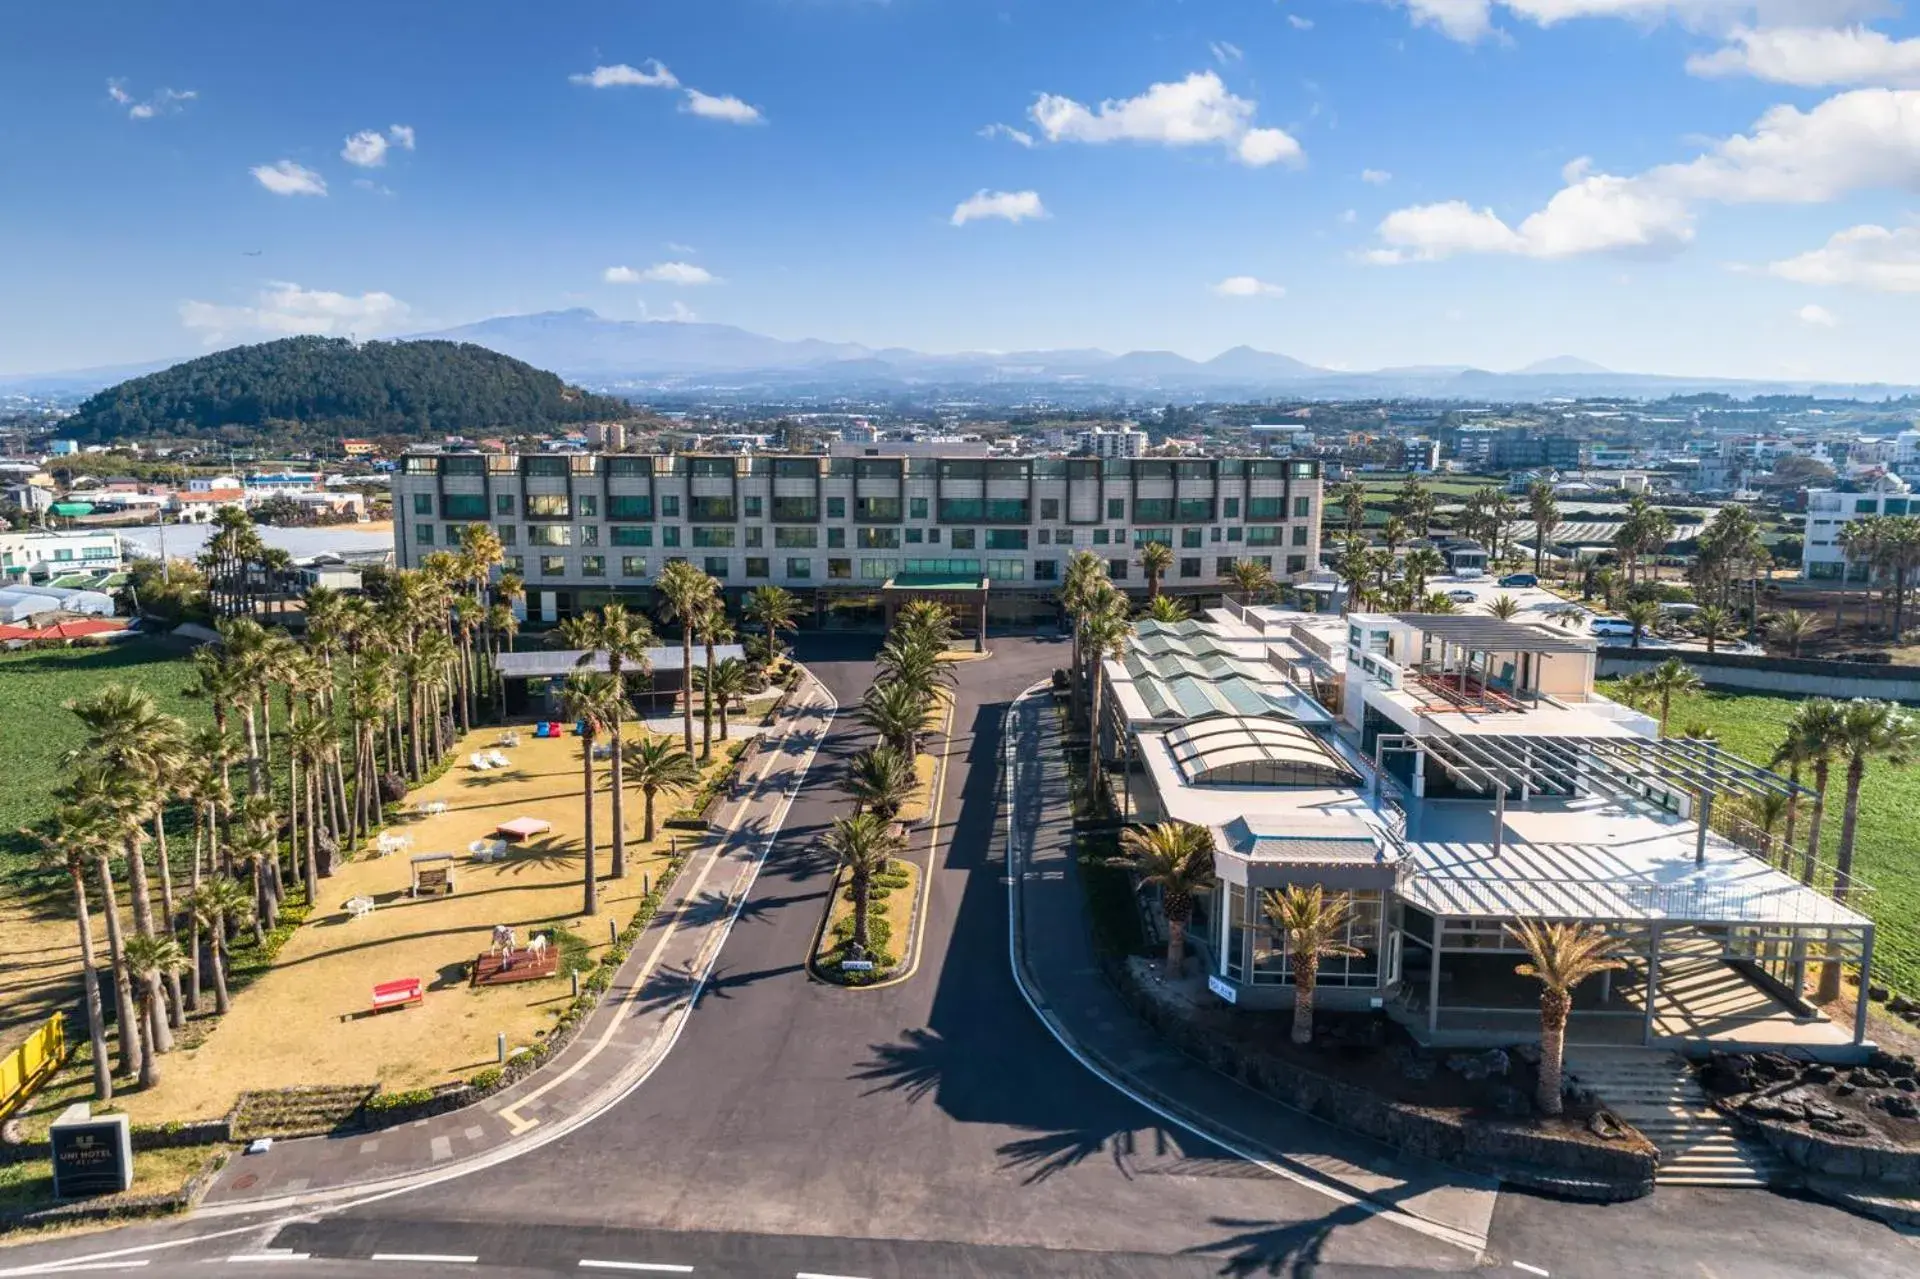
left=1834, top=513, right=1920, bottom=642
left=822, top=601, right=958, bottom=961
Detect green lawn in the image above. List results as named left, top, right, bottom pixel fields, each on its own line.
left=0, top=640, right=208, bottom=886
left=1597, top=679, right=1920, bottom=996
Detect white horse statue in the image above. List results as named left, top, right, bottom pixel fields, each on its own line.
left=490, top=924, right=518, bottom=958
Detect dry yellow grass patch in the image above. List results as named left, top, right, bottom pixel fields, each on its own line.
left=0, top=890, right=88, bottom=1057
left=111, top=719, right=716, bottom=1124
left=896, top=753, right=939, bottom=826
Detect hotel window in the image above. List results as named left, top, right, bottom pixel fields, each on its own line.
left=1228, top=526, right=1243, bottom=542
left=1040, top=498, right=1060, bottom=520
left=527, top=493, right=571, bottom=519
left=787, top=557, right=812, bottom=579
left=927, top=527, right=940, bottom=543
left=985, top=529, right=1028, bottom=551
left=1134, top=529, right=1171, bottom=546
left=860, top=559, right=899, bottom=581
left=1177, top=498, right=1213, bottom=522
left=906, top=528, right=924, bottom=544
left=496, top=525, right=516, bottom=546
left=775, top=527, right=818, bottom=548
left=496, top=494, right=516, bottom=515
left=950, top=528, right=976, bottom=550
left=579, top=525, right=599, bottom=547
left=827, top=558, right=852, bottom=580
left=503, top=555, right=523, bottom=574
left=1033, top=559, right=1058, bottom=581
left=775, top=458, right=816, bottom=479
left=577, top=494, right=599, bottom=518
left=580, top=555, right=605, bottom=577
left=1246, top=525, right=1282, bottom=547
left=772, top=496, right=818, bottom=521
left=987, top=559, right=1025, bottom=581
left=910, top=497, right=928, bottom=519
left=827, top=527, right=846, bottom=548
left=1093, top=529, right=1109, bottom=546
left=827, top=496, right=846, bottom=519
left=857, top=527, right=900, bottom=549
left=704, top=556, right=730, bottom=578
left=745, top=557, right=769, bottom=578
left=1133, top=498, right=1173, bottom=523
left=612, top=526, right=652, bottom=547
left=1179, top=557, right=1201, bottom=578
left=416, top=523, right=433, bottom=545
left=744, top=495, right=763, bottom=518
left=660, top=494, right=680, bottom=517
left=1217, top=557, right=1237, bottom=576
left=690, top=496, right=736, bottom=521
left=745, top=526, right=763, bottom=548
left=1181, top=529, right=1202, bottom=549
left=1224, top=497, right=1240, bottom=518
left=524, top=456, right=567, bottom=477
left=540, top=555, right=566, bottom=577
left=442, top=494, right=487, bottom=519
left=1287, top=555, right=1307, bottom=574
left=447, top=525, right=465, bottom=545
left=1036, top=530, right=1049, bottom=546
left=692, top=527, right=736, bottom=548
left=529, top=525, right=571, bottom=547
left=1107, top=559, right=1129, bottom=580
left=1107, top=498, right=1125, bottom=520
left=413, top=493, right=433, bottom=515
left=1292, top=526, right=1309, bottom=546
left=691, top=457, right=734, bottom=478
left=609, top=495, right=653, bottom=520
left=1293, top=496, right=1311, bottom=518
left=855, top=496, right=902, bottom=522
left=662, top=526, right=681, bottom=547
left=1247, top=497, right=1284, bottom=519
left=621, top=556, right=649, bottom=578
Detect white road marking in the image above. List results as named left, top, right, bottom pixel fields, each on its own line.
left=368, top=1255, right=477, bottom=1264
left=12, top=1266, right=150, bottom=1275
left=1000, top=683, right=1491, bottom=1258
left=1513, top=1263, right=1550, bottom=1277
left=579, top=1263, right=696, bottom=1273
left=226, top=1255, right=310, bottom=1264
left=796, top=1272, right=872, bottom=1279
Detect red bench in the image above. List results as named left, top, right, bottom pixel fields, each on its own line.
left=371, top=978, right=423, bottom=1012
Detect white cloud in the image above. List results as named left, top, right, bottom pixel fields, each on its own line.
left=1798, top=302, right=1840, bottom=325
left=1400, top=0, right=1892, bottom=46
left=1340, top=208, right=1358, bottom=224
left=665, top=241, right=698, bottom=254
left=109, top=80, right=196, bottom=120
left=1369, top=87, right=1920, bottom=263
left=682, top=88, right=763, bottom=123
left=1690, top=26, right=1920, bottom=88
left=570, top=60, right=679, bottom=89
left=604, top=266, right=643, bottom=284
left=1028, top=70, right=1304, bottom=167
left=606, top=262, right=720, bottom=285
left=388, top=124, right=416, bottom=151
left=1401, top=0, right=1499, bottom=42
left=1362, top=168, right=1393, bottom=184
left=979, top=122, right=1036, bottom=147
left=342, top=131, right=388, bottom=168
left=1288, top=14, right=1316, bottom=29
left=950, top=189, right=1048, bottom=226
left=250, top=160, right=327, bottom=197
left=179, top=282, right=408, bottom=342
left=1769, top=223, right=1920, bottom=291
left=1210, top=40, right=1244, bottom=63
left=1212, top=275, right=1286, bottom=297
left=641, top=299, right=699, bottom=324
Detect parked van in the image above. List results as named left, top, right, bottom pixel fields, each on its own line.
left=1589, top=617, right=1636, bottom=639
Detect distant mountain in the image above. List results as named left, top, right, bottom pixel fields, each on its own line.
left=65, top=336, right=629, bottom=441
left=0, top=358, right=182, bottom=397
left=1513, top=355, right=1612, bottom=375
left=410, top=309, right=873, bottom=375
left=1204, top=345, right=1324, bottom=378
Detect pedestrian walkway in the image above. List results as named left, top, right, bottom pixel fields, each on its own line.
left=1004, top=684, right=1498, bottom=1254
left=1565, top=1047, right=1781, bottom=1187
left=193, top=674, right=837, bottom=1216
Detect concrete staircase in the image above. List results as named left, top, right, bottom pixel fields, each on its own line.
left=1566, top=1047, right=1782, bottom=1188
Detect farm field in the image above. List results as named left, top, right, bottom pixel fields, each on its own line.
left=1596, top=679, right=1920, bottom=996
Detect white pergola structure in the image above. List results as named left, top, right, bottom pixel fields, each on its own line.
left=1374, top=730, right=1875, bottom=1047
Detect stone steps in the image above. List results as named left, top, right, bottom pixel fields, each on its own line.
left=1567, top=1049, right=1781, bottom=1188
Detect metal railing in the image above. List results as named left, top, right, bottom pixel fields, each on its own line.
left=1400, top=870, right=1872, bottom=928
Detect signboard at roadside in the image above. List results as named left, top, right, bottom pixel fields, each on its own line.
left=1207, top=974, right=1238, bottom=1005
left=840, top=959, right=876, bottom=972
left=50, top=1104, right=132, bottom=1198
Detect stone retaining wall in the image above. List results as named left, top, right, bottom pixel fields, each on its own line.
left=1110, top=960, right=1658, bottom=1201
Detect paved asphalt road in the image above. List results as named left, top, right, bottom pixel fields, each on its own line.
left=6, top=635, right=1919, bottom=1278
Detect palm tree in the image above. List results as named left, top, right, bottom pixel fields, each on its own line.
left=560, top=671, right=624, bottom=916
left=1642, top=657, right=1702, bottom=737
left=624, top=735, right=701, bottom=844
left=1420, top=591, right=1459, bottom=615
left=1767, top=609, right=1820, bottom=657
left=693, top=597, right=733, bottom=761
left=1816, top=701, right=1920, bottom=1000
left=859, top=679, right=933, bottom=758
left=24, top=804, right=115, bottom=1099
left=1402, top=546, right=1443, bottom=603
left=1139, top=540, right=1175, bottom=600
left=1228, top=558, right=1276, bottom=606
left=122, top=935, right=187, bottom=1088
left=1507, top=920, right=1626, bottom=1116
left=1621, top=599, right=1661, bottom=649
left=1262, top=885, right=1362, bottom=1045
left=1783, top=699, right=1845, bottom=885
left=741, top=584, right=799, bottom=671
left=1692, top=605, right=1735, bottom=655
left=560, top=603, right=656, bottom=880
left=1111, top=822, right=1214, bottom=972
left=655, top=560, right=717, bottom=756
left=1837, top=518, right=1879, bottom=638
left=825, top=812, right=904, bottom=959
left=1336, top=535, right=1372, bottom=615
left=1381, top=514, right=1408, bottom=557
left=1485, top=593, right=1522, bottom=621
left=1144, top=594, right=1190, bottom=623
left=1081, top=605, right=1132, bottom=809
left=843, top=743, right=916, bottom=821
left=185, top=877, right=253, bottom=1016
left=1334, top=479, right=1369, bottom=537
left=696, top=656, right=752, bottom=742
left=1061, top=551, right=1110, bottom=725
left=286, top=711, right=335, bottom=899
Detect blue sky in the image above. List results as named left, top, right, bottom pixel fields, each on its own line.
left=8, top=0, right=1920, bottom=380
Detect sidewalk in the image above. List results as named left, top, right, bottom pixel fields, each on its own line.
left=1004, top=685, right=1499, bottom=1254
left=192, top=674, right=837, bottom=1216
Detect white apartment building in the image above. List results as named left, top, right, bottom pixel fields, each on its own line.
left=1802, top=473, right=1915, bottom=582
left=0, top=529, right=123, bottom=584
left=1077, top=427, right=1147, bottom=459
left=393, top=450, right=1322, bottom=627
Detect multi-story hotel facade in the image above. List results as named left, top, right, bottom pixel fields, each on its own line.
left=392, top=450, right=1323, bottom=626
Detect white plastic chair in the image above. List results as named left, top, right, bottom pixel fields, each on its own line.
left=487, top=751, right=511, bottom=768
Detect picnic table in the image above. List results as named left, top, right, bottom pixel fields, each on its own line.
left=345, top=894, right=376, bottom=919
left=495, top=816, right=552, bottom=841
left=419, top=800, right=450, bottom=817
